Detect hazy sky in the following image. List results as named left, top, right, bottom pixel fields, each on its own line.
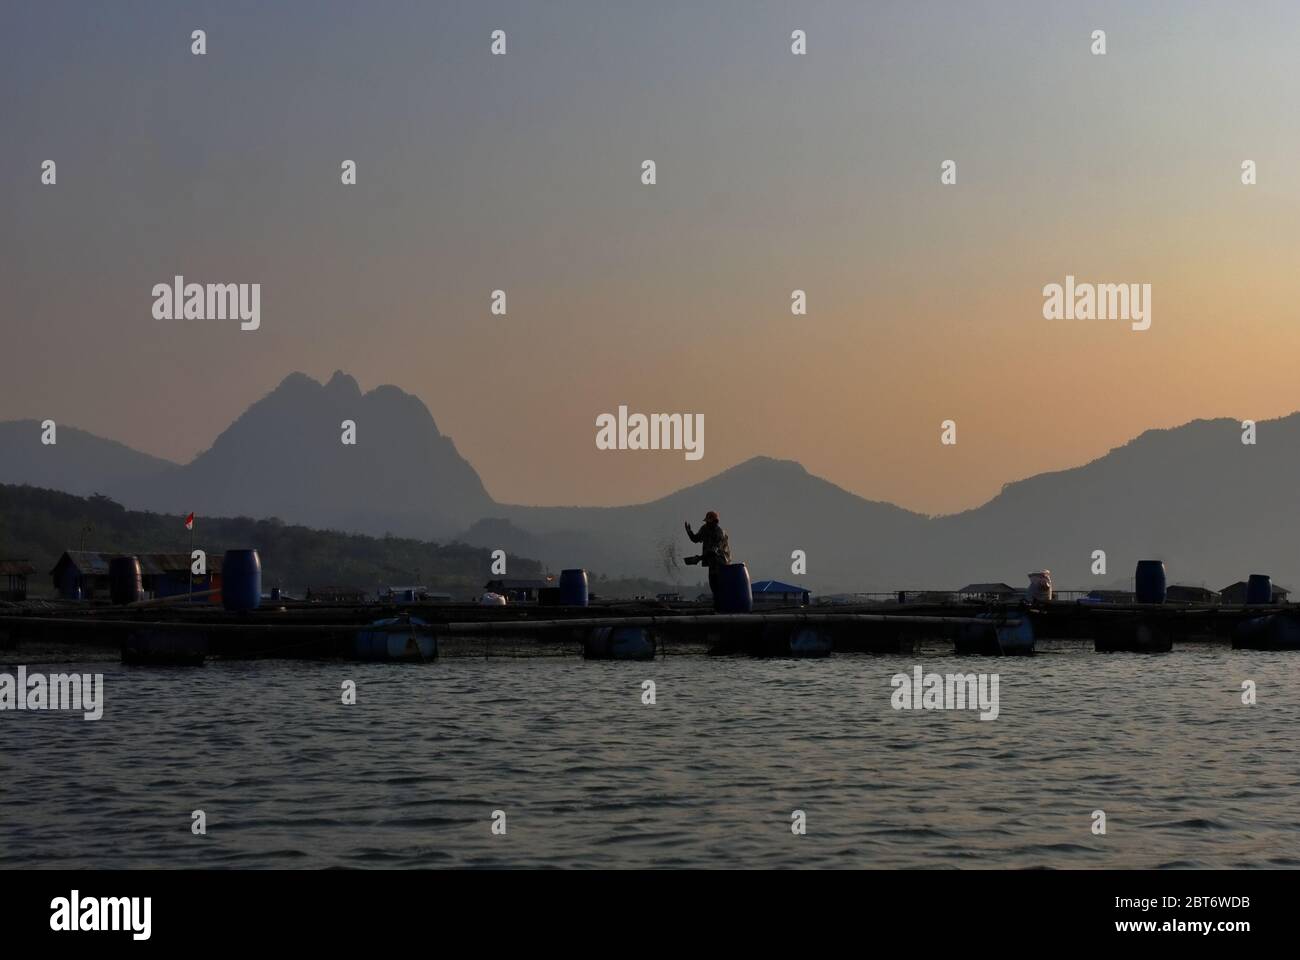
left=3, top=0, right=1298, bottom=515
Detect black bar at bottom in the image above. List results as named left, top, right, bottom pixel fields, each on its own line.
left=0, top=869, right=1283, bottom=947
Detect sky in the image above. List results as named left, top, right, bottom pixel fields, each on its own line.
left=3, top=0, right=1299, bottom=516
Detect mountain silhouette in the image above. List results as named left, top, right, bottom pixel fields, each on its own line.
left=0, top=421, right=179, bottom=497
left=930, top=416, right=1298, bottom=594
left=146, top=371, right=494, bottom=538
left=471, top=457, right=933, bottom=591
left=2, top=372, right=491, bottom=540
left=2, top=372, right=1294, bottom=593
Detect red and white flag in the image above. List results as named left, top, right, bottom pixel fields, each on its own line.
left=184, top=512, right=195, bottom=530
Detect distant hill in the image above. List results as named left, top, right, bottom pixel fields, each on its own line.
left=3, top=370, right=1296, bottom=595
left=481, top=417, right=1300, bottom=593
left=0, top=483, right=539, bottom=598
left=0, top=421, right=179, bottom=498
left=484, top=417, right=1300, bottom=594
left=475, top=457, right=935, bottom=593
left=136, top=371, right=494, bottom=539
left=931, top=416, right=1300, bottom=594
left=0, top=372, right=493, bottom=540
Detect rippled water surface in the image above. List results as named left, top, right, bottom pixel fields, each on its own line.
left=3, top=641, right=1299, bottom=868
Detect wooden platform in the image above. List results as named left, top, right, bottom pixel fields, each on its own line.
left=0, top=597, right=1293, bottom=661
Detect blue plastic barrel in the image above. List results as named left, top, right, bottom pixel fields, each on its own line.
left=355, top=617, right=434, bottom=662
left=222, top=549, right=262, bottom=611
left=1134, top=560, right=1166, bottom=604
left=559, top=568, right=589, bottom=606
left=1233, top=614, right=1300, bottom=650
left=717, top=562, right=753, bottom=613
left=109, top=556, right=143, bottom=605
left=1246, top=574, right=1272, bottom=605
left=584, top=626, right=655, bottom=660
left=789, top=627, right=833, bottom=657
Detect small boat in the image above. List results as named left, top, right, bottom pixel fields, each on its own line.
left=354, top=616, right=436, bottom=662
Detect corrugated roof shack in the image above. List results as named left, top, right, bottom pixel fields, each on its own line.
left=1084, top=589, right=1135, bottom=603
left=956, top=582, right=1019, bottom=602
left=140, top=553, right=222, bottom=600
left=1220, top=581, right=1291, bottom=604
left=1166, top=585, right=1220, bottom=604
left=0, top=561, right=35, bottom=601
left=51, top=551, right=111, bottom=599
left=484, top=577, right=555, bottom=603
left=751, top=579, right=811, bottom=606
left=304, top=586, right=367, bottom=603
left=50, top=551, right=221, bottom=601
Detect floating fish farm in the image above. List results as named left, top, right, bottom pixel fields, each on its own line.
left=1, top=553, right=1296, bottom=664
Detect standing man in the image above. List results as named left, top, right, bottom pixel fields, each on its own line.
left=685, top=510, right=731, bottom=609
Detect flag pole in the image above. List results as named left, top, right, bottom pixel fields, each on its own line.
left=188, top=515, right=194, bottom=604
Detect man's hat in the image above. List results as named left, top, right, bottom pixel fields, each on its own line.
left=704, top=510, right=719, bottom=523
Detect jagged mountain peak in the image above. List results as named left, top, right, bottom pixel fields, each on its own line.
left=3, top=375, right=1299, bottom=593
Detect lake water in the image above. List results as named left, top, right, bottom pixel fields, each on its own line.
left=3, top=641, right=1298, bottom=868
